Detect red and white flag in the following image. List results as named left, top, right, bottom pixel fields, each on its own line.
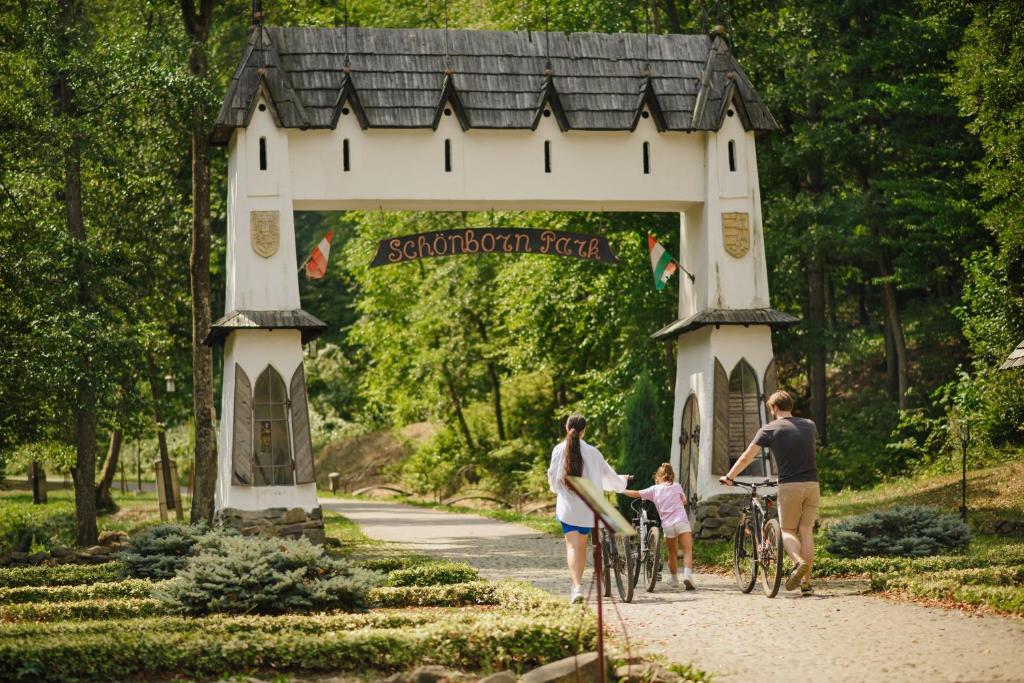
left=305, top=230, right=334, bottom=279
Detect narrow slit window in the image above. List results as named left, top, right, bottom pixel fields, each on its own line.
left=342, top=139, right=350, bottom=172
left=728, top=139, right=737, bottom=172
left=444, top=139, right=452, bottom=173
left=544, top=140, right=552, bottom=173
left=259, top=137, right=267, bottom=171
left=642, top=141, right=651, bottom=175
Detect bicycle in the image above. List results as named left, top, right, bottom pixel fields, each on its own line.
left=629, top=497, right=662, bottom=593
left=730, top=479, right=784, bottom=598
left=599, top=526, right=635, bottom=602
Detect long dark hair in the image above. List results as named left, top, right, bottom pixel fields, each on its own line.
left=561, top=414, right=587, bottom=485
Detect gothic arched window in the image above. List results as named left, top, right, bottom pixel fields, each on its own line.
left=253, top=365, right=295, bottom=486
left=729, top=359, right=769, bottom=477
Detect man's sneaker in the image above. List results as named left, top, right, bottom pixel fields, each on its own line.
left=683, top=570, right=696, bottom=591
left=569, top=585, right=584, bottom=604
left=800, top=582, right=814, bottom=596
left=668, top=574, right=680, bottom=587
left=785, top=561, right=811, bottom=591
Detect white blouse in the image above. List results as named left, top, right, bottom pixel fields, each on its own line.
left=547, top=438, right=628, bottom=528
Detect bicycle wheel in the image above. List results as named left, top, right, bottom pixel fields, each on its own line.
left=759, top=517, right=784, bottom=598
left=599, top=531, right=612, bottom=597
left=612, top=534, right=636, bottom=603
left=643, top=526, right=662, bottom=592
left=733, top=518, right=757, bottom=593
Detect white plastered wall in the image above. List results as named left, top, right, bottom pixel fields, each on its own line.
left=287, top=103, right=704, bottom=212
left=216, top=329, right=317, bottom=512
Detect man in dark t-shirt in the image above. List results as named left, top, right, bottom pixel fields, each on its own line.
left=720, top=390, right=819, bottom=594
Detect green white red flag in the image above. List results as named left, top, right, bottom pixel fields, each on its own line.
left=305, top=230, right=334, bottom=279
left=647, top=234, right=678, bottom=291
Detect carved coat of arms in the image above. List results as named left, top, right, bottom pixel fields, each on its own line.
left=250, top=211, right=279, bottom=258
left=722, top=212, right=750, bottom=259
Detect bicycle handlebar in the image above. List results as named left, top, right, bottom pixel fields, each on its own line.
left=728, top=479, right=778, bottom=489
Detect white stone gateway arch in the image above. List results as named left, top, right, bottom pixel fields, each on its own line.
left=208, top=22, right=797, bottom=540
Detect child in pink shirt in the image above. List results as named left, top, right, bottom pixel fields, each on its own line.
left=621, top=463, right=695, bottom=589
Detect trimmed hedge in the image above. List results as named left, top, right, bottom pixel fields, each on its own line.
left=357, top=556, right=428, bottom=573
left=0, top=579, right=153, bottom=605
left=368, top=581, right=499, bottom=608
left=1, top=598, right=165, bottom=623
left=0, top=562, right=124, bottom=588
left=385, top=561, right=479, bottom=587
left=0, top=584, right=594, bottom=681
left=871, top=566, right=1024, bottom=616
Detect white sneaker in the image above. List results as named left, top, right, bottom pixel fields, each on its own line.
left=683, top=569, right=696, bottom=591
left=668, top=574, right=680, bottom=587
left=569, top=585, right=584, bottom=604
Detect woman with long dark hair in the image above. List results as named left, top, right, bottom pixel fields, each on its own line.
left=547, top=414, right=628, bottom=604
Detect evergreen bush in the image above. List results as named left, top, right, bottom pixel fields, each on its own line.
left=119, top=523, right=209, bottom=579
left=825, top=506, right=972, bottom=558
left=617, top=374, right=669, bottom=516
left=155, top=534, right=381, bottom=615
left=385, top=561, right=478, bottom=587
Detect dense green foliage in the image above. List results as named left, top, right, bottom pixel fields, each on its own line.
left=825, top=506, right=972, bottom=557
left=0, top=499, right=74, bottom=555
left=617, top=374, right=669, bottom=514
left=155, top=534, right=380, bottom=615
left=119, top=523, right=210, bottom=580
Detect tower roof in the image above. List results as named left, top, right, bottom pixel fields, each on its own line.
left=212, top=26, right=778, bottom=143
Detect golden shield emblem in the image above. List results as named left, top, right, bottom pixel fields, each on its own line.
left=722, top=212, right=750, bottom=259
left=250, top=210, right=279, bottom=258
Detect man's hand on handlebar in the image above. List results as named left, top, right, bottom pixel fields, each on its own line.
left=719, top=475, right=735, bottom=487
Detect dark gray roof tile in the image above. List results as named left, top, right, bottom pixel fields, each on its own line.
left=212, top=26, right=777, bottom=143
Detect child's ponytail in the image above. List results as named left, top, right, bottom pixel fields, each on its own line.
left=561, top=414, right=587, bottom=485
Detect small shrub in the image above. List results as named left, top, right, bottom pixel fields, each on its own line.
left=0, top=562, right=123, bottom=588
left=385, top=561, right=478, bottom=587
left=0, top=502, right=75, bottom=555
left=0, top=597, right=165, bottom=622
left=356, top=556, right=427, bottom=573
left=155, top=534, right=381, bottom=615
left=824, top=506, right=972, bottom=558
left=368, top=581, right=499, bottom=608
left=119, top=523, right=209, bottom=579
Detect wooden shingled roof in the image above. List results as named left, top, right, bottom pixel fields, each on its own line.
left=212, top=26, right=778, bottom=143
left=204, top=309, right=327, bottom=346
left=1000, top=340, right=1024, bottom=370
left=651, top=308, right=800, bottom=341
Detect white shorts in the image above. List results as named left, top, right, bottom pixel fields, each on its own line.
left=662, top=520, right=692, bottom=538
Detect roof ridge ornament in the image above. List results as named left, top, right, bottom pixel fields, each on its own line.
left=331, top=73, right=369, bottom=130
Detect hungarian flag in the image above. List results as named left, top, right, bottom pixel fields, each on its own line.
left=647, top=234, right=678, bottom=291
left=305, top=230, right=334, bottom=279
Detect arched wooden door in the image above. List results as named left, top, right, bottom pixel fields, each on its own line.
left=679, top=394, right=700, bottom=506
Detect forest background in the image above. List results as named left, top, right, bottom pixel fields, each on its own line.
left=0, top=0, right=1021, bottom=536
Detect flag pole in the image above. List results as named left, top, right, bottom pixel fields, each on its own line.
left=676, top=261, right=696, bottom=283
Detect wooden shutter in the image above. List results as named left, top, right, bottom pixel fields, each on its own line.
left=763, top=359, right=778, bottom=400
left=712, top=358, right=730, bottom=475
left=231, top=364, right=254, bottom=485
left=290, top=364, right=316, bottom=485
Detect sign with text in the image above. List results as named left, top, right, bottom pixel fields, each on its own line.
left=370, top=227, right=619, bottom=267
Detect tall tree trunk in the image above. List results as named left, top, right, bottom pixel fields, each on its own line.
left=443, top=366, right=475, bottom=451
left=807, top=253, right=828, bottom=444
left=95, top=429, right=123, bottom=511
left=876, top=243, right=910, bottom=409
left=858, top=278, right=870, bottom=327
left=181, top=0, right=217, bottom=525
left=146, top=353, right=178, bottom=519
left=54, top=0, right=97, bottom=548
left=826, top=266, right=838, bottom=332
left=659, top=0, right=683, bottom=33
left=466, top=311, right=505, bottom=440
left=29, top=462, right=47, bottom=504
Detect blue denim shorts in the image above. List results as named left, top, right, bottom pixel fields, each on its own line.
left=559, top=520, right=592, bottom=536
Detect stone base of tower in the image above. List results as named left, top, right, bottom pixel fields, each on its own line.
left=216, top=506, right=326, bottom=545
left=691, top=494, right=747, bottom=539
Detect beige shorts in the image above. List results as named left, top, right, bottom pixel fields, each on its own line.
left=662, top=520, right=692, bottom=538
left=778, top=481, right=820, bottom=529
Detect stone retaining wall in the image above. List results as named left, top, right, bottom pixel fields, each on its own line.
left=216, top=506, right=326, bottom=545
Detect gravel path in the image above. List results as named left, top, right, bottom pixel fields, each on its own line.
left=323, top=498, right=1024, bottom=683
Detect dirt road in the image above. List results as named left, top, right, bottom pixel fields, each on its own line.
left=323, top=498, right=1024, bottom=683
